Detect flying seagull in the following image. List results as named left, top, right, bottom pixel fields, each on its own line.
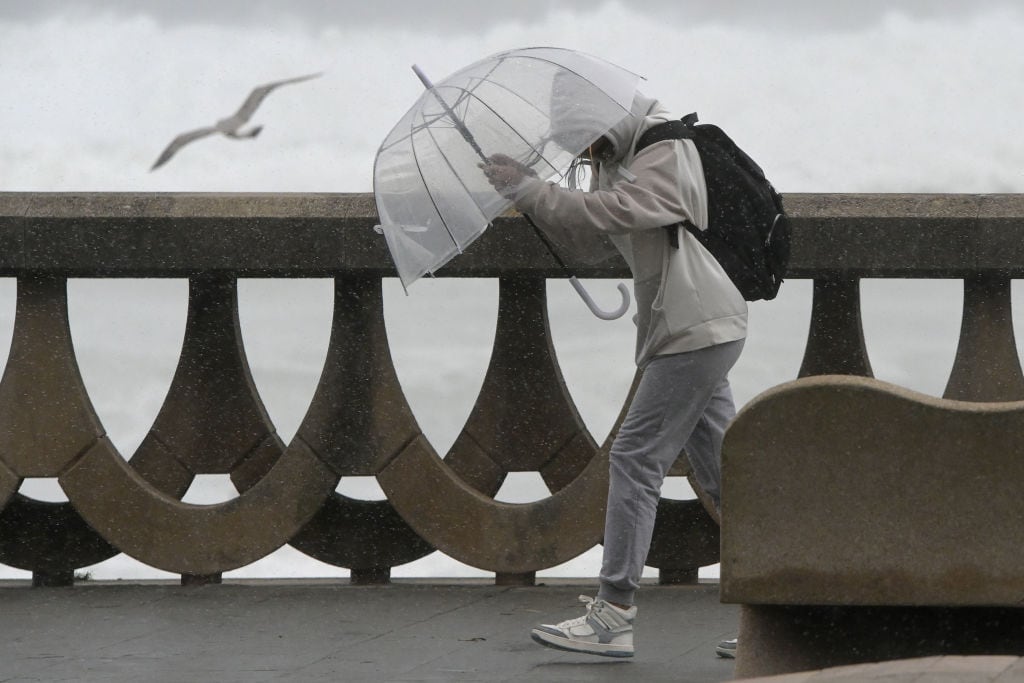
left=150, top=72, right=323, bottom=171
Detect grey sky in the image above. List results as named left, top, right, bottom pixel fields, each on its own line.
left=1, top=0, right=1019, bottom=32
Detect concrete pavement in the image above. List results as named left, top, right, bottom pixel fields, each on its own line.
left=0, top=579, right=738, bottom=682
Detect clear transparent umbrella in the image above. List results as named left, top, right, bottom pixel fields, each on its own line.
left=373, top=46, right=641, bottom=319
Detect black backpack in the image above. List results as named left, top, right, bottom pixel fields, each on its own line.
left=634, top=112, right=789, bottom=301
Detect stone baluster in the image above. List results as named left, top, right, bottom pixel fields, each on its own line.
left=943, top=275, right=1024, bottom=401
left=0, top=277, right=118, bottom=586
left=231, top=276, right=436, bottom=585
left=799, top=278, right=874, bottom=378
left=378, top=277, right=608, bottom=585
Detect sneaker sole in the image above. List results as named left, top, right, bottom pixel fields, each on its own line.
left=715, top=647, right=736, bottom=659
left=530, top=629, right=634, bottom=658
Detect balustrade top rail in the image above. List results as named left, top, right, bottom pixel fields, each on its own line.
left=2, top=192, right=1023, bottom=278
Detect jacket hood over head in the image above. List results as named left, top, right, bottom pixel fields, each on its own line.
left=599, top=91, right=671, bottom=165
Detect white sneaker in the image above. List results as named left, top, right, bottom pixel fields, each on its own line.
left=530, top=595, right=636, bottom=658
left=715, top=637, right=737, bottom=658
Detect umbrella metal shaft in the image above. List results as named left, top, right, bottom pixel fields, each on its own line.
left=412, top=65, right=488, bottom=162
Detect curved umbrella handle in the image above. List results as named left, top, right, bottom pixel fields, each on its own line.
left=568, top=277, right=631, bottom=321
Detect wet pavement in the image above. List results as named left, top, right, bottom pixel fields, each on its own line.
left=0, top=578, right=739, bottom=682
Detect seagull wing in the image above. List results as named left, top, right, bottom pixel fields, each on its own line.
left=150, top=126, right=219, bottom=171
left=231, top=72, right=323, bottom=123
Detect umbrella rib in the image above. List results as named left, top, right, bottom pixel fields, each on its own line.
left=438, top=51, right=633, bottom=177
left=415, top=100, right=577, bottom=282
left=441, top=56, right=558, bottom=158
left=448, top=75, right=563, bottom=177
left=400, top=55, right=630, bottom=252
left=404, top=65, right=507, bottom=253
left=406, top=56, right=551, bottom=168
left=378, top=110, right=454, bottom=155
left=415, top=114, right=492, bottom=249
left=407, top=113, right=465, bottom=257
left=506, top=48, right=644, bottom=101
left=463, top=49, right=638, bottom=118
left=379, top=60, right=502, bottom=155
left=434, top=82, right=564, bottom=178
left=381, top=52, right=634, bottom=166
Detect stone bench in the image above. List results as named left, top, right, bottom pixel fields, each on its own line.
left=720, top=375, right=1024, bottom=678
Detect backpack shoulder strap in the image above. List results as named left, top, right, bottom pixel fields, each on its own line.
left=633, top=113, right=702, bottom=250
left=634, top=112, right=700, bottom=154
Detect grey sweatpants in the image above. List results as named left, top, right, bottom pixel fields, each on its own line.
left=597, top=339, right=744, bottom=607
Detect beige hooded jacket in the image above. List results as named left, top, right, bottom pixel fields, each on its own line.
left=509, top=92, right=747, bottom=367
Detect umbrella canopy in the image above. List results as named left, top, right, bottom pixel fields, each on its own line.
left=373, top=47, right=643, bottom=290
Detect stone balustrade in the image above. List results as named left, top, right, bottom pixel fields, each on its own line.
left=1, top=192, right=1022, bottom=593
